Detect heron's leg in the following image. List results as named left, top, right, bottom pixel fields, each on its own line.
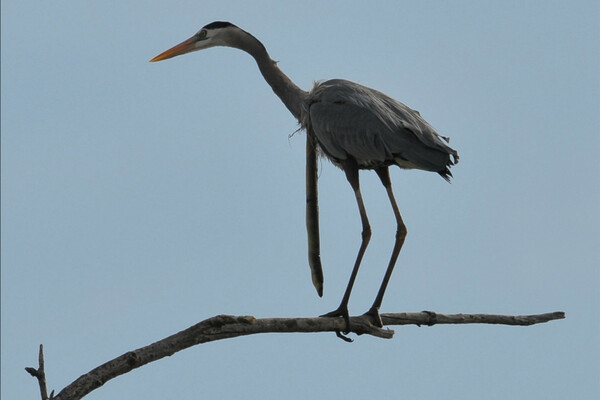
left=321, top=159, right=371, bottom=334
left=363, top=167, right=407, bottom=327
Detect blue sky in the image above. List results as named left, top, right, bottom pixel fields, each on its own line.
left=2, top=1, right=599, bottom=399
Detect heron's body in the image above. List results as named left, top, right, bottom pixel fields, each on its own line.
left=151, top=22, right=458, bottom=338
left=305, top=79, right=457, bottom=177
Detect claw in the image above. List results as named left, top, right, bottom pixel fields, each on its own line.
left=321, top=306, right=352, bottom=337
left=335, top=331, right=354, bottom=342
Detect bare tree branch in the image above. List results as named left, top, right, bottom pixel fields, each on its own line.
left=381, top=311, right=566, bottom=327
left=29, top=311, right=565, bottom=400
left=25, top=344, right=53, bottom=400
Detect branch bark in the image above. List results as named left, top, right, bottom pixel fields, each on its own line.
left=29, top=311, right=565, bottom=400
left=25, top=344, right=52, bottom=400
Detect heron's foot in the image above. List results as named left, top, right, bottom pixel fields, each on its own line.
left=363, top=306, right=384, bottom=328
left=321, top=305, right=352, bottom=338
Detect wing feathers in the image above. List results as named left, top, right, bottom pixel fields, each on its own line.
left=306, top=80, right=458, bottom=173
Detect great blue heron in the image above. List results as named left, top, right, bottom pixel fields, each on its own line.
left=151, top=21, right=458, bottom=336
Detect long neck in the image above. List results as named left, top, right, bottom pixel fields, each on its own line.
left=231, top=31, right=308, bottom=121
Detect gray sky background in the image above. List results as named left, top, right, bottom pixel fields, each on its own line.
left=2, top=1, right=599, bottom=399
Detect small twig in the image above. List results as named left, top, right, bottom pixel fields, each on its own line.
left=25, top=344, right=52, bottom=400
left=29, top=310, right=564, bottom=400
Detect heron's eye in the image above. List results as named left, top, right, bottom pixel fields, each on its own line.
left=199, top=29, right=208, bottom=38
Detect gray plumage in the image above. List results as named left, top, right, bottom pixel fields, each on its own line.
left=304, top=79, right=458, bottom=179
left=151, top=22, right=459, bottom=337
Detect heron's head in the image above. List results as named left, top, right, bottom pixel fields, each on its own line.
left=150, top=21, right=249, bottom=62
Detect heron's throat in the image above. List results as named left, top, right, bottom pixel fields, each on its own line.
left=257, top=57, right=307, bottom=120
left=237, top=33, right=307, bottom=121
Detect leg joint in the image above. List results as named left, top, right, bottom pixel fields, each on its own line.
left=396, top=223, right=407, bottom=240
left=362, top=226, right=372, bottom=241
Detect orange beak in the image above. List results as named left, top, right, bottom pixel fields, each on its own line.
left=150, top=36, right=198, bottom=62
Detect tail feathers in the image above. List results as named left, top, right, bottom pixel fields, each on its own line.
left=438, top=151, right=459, bottom=182
left=438, top=168, right=453, bottom=182
left=439, top=150, right=459, bottom=182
